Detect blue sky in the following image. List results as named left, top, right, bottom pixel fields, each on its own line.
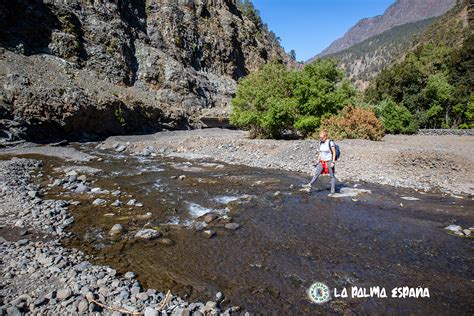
left=252, top=0, right=395, bottom=61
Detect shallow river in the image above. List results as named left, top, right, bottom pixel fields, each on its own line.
left=35, top=144, right=474, bottom=314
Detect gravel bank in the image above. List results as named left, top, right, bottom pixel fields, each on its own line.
left=0, top=158, right=237, bottom=315
left=101, top=129, right=474, bottom=196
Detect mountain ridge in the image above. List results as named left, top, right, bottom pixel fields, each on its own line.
left=312, top=0, right=456, bottom=60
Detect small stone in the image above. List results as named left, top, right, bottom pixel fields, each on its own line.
left=91, top=187, right=102, bottom=194
left=77, top=175, right=87, bottom=182
left=78, top=299, right=89, bottom=314
left=203, top=230, right=216, bottom=238
left=178, top=175, right=186, bottom=180
left=224, top=223, right=240, bottom=230
left=158, top=238, right=174, bottom=246
left=56, top=288, right=72, bottom=300
left=203, top=213, right=218, bottom=224
left=6, top=306, right=21, bottom=316
left=111, top=200, right=123, bottom=207
left=462, top=229, right=471, bottom=236
left=215, top=292, right=223, bottom=301
left=134, top=229, right=160, bottom=240
left=28, top=190, right=38, bottom=198
left=124, top=271, right=136, bottom=279
left=130, top=286, right=141, bottom=296
left=109, top=224, right=124, bottom=236
left=444, top=225, right=462, bottom=232
left=144, top=307, right=159, bottom=316
left=136, top=292, right=148, bottom=301
left=127, top=199, right=137, bottom=206
left=52, top=179, right=63, bottom=186
left=74, top=184, right=90, bottom=193
left=274, top=191, right=281, bottom=196
left=116, top=145, right=126, bottom=152
left=92, top=198, right=106, bottom=206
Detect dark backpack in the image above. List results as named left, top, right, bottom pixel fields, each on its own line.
left=329, top=140, right=341, bottom=161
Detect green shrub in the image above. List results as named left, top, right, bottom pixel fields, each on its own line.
left=376, top=99, right=417, bottom=134
left=293, top=116, right=320, bottom=137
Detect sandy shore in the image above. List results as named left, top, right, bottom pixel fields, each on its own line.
left=99, top=129, right=474, bottom=196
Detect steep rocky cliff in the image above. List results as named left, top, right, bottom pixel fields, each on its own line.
left=0, top=0, right=291, bottom=142
left=313, top=0, right=456, bottom=59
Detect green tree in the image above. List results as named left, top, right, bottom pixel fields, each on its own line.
left=422, top=73, right=454, bottom=128
left=376, top=99, right=417, bottom=134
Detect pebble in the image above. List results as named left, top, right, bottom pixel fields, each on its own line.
left=56, top=289, right=72, bottom=300
left=203, top=213, right=218, bottom=223
left=134, top=229, right=160, bottom=240
left=158, top=238, right=174, bottom=246
left=92, top=198, right=106, bottom=206
left=74, top=183, right=89, bottom=193
left=145, top=307, right=159, bottom=316
left=224, top=223, right=240, bottom=230
left=124, top=271, right=136, bottom=279
left=203, top=230, right=216, bottom=238
left=109, top=224, right=124, bottom=236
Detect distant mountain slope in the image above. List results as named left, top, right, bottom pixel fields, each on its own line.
left=323, top=17, right=438, bottom=89
left=365, top=0, right=473, bottom=129
left=313, top=0, right=456, bottom=59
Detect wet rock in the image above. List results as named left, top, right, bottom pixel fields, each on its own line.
left=109, top=224, right=124, bottom=236
left=444, top=225, right=462, bottom=232
left=224, top=223, right=240, bottom=230
left=203, top=213, right=218, bottom=223
left=92, top=198, right=106, bottom=206
left=203, top=230, right=216, bottom=238
left=134, top=229, right=160, bottom=240
left=115, top=145, right=127, bottom=152
left=400, top=196, right=420, bottom=201
left=158, top=238, right=174, bottom=246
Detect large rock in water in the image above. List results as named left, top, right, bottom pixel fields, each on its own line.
left=0, top=0, right=293, bottom=142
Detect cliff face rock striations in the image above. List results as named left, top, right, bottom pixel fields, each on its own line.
left=0, top=0, right=290, bottom=142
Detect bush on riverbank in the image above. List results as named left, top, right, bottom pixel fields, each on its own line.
left=230, top=60, right=355, bottom=138
left=320, top=104, right=384, bottom=140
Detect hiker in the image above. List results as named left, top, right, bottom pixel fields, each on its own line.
left=303, top=129, right=336, bottom=194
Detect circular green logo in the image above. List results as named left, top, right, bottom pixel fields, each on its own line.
left=308, top=282, right=331, bottom=304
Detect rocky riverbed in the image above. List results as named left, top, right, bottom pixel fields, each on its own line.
left=99, top=129, right=474, bottom=196
left=0, top=157, right=234, bottom=315
left=0, top=130, right=473, bottom=315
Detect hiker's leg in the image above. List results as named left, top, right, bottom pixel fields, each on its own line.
left=328, top=159, right=336, bottom=193
left=309, top=163, right=323, bottom=186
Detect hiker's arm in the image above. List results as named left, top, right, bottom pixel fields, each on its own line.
left=330, top=145, right=336, bottom=167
